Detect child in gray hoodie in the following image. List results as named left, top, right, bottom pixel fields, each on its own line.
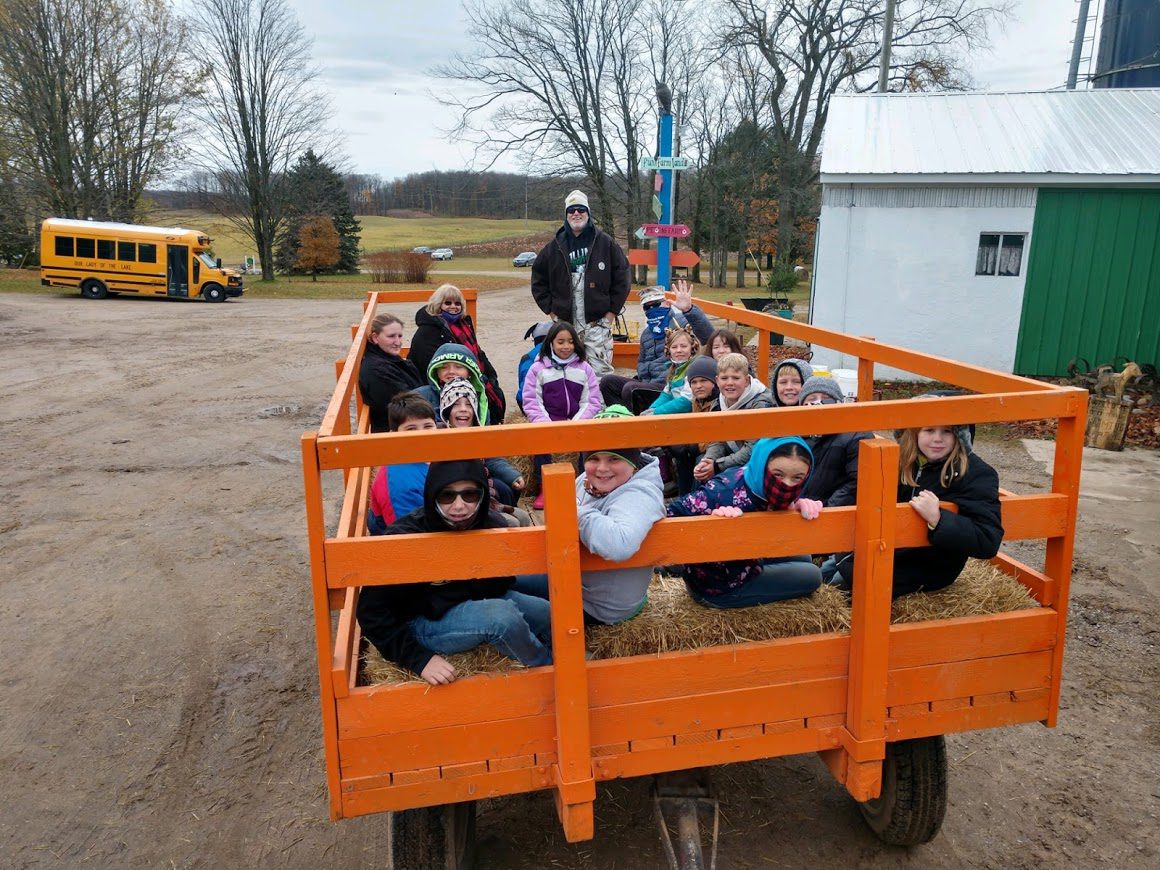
left=513, top=405, right=665, bottom=624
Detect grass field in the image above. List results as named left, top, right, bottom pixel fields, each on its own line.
left=142, top=209, right=556, bottom=265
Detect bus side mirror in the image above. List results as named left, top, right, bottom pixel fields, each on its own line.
left=216, top=258, right=222, bottom=269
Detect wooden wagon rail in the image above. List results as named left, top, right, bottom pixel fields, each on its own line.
left=301, top=289, right=1084, bottom=843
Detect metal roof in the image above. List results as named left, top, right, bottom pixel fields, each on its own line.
left=42, top=217, right=198, bottom=235
left=820, top=89, right=1160, bottom=184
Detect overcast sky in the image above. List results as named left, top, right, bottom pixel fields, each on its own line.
left=283, top=0, right=1088, bottom=180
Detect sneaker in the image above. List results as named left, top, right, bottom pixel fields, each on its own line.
left=532, top=493, right=545, bottom=510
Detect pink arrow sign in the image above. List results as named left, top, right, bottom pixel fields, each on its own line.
left=641, top=224, right=691, bottom=238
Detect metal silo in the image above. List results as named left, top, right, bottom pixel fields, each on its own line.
left=1093, top=0, right=1160, bottom=88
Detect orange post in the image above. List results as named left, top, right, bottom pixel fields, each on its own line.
left=542, top=463, right=595, bottom=841
left=838, top=438, right=897, bottom=799
left=857, top=337, right=875, bottom=402
left=1043, top=392, right=1086, bottom=726
left=756, top=328, right=771, bottom=386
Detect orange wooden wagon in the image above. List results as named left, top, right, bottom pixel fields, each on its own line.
left=301, top=290, right=1084, bottom=867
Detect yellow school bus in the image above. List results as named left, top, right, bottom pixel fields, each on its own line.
left=39, top=218, right=245, bottom=302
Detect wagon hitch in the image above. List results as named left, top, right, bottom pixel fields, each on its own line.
left=652, top=770, right=719, bottom=870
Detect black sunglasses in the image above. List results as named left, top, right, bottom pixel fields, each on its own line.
left=566, top=206, right=589, bottom=215
left=435, top=486, right=484, bottom=506
left=642, top=301, right=662, bottom=312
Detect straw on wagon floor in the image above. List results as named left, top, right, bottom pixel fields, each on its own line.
left=362, top=558, right=1038, bottom=685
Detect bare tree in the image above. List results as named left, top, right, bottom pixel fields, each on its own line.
left=0, top=0, right=194, bottom=222
left=188, top=0, right=331, bottom=281
left=436, top=0, right=657, bottom=241
left=719, top=0, right=1004, bottom=262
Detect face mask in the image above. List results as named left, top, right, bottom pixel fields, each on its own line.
left=435, top=499, right=479, bottom=529
left=763, top=471, right=804, bottom=510
left=550, top=352, right=577, bottom=365
left=439, top=309, right=462, bottom=323
left=645, top=306, right=673, bottom=337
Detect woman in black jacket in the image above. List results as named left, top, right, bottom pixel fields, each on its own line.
left=358, top=312, right=425, bottom=433
left=836, top=419, right=1003, bottom=597
left=409, top=284, right=506, bottom=423
left=355, top=459, right=552, bottom=684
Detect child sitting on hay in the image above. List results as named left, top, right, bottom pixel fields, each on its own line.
left=366, top=392, right=437, bottom=536
left=667, top=436, right=824, bottom=608
left=356, top=459, right=553, bottom=686
left=692, top=353, right=773, bottom=484
left=513, top=405, right=666, bottom=624
left=832, top=408, right=1003, bottom=597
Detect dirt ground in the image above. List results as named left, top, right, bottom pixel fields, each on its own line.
left=1, top=287, right=1157, bottom=869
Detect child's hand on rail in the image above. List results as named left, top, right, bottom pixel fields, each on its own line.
left=792, top=498, right=823, bottom=520
left=710, top=506, right=743, bottom=518
left=421, top=655, right=458, bottom=686
left=909, top=490, right=941, bottom=527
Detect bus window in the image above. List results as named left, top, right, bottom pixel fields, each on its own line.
left=76, top=238, right=95, bottom=258
left=138, top=243, right=157, bottom=264
left=55, top=236, right=74, bottom=257
left=118, top=241, right=137, bottom=262
left=97, top=239, right=114, bottom=260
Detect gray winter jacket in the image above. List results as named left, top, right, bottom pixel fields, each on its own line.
left=702, top=377, right=773, bottom=471
left=575, top=453, right=665, bottom=623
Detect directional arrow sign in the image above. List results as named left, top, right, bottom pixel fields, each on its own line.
left=641, top=224, right=691, bottom=239
left=628, top=249, right=700, bottom=267
left=640, top=155, right=692, bottom=171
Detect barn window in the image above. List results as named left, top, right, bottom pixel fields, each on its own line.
left=976, top=233, right=1026, bottom=277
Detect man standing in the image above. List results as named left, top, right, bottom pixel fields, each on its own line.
left=531, top=190, right=629, bottom=376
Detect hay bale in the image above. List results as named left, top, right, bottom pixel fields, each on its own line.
left=360, top=559, right=1038, bottom=686
left=890, top=558, right=1038, bottom=623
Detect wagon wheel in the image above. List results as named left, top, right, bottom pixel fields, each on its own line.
left=389, top=801, right=477, bottom=869
left=1066, top=357, right=1090, bottom=381
left=857, top=736, right=947, bottom=846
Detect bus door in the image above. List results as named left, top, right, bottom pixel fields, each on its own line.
left=167, top=245, right=189, bottom=297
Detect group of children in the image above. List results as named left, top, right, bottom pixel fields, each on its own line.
left=356, top=289, right=1004, bottom=685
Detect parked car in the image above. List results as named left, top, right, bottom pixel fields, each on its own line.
left=512, top=251, right=536, bottom=267
left=430, top=248, right=454, bottom=261
left=411, top=246, right=431, bottom=254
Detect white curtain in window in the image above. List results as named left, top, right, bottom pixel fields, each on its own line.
left=998, top=235, right=1024, bottom=276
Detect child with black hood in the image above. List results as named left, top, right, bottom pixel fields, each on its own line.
left=356, top=459, right=552, bottom=685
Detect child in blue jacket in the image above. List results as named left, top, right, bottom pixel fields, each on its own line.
left=666, top=437, right=824, bottom=608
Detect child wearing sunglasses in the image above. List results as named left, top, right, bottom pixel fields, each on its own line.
left=357, top=459, right=552, bottom=685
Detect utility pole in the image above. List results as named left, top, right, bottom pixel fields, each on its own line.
left=877, top=0, right=897, bottom=92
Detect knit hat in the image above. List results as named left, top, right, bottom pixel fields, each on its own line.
left=798, top=375, right=845, bottom=405
left=592, top=405, right=641, bottom=468
left=686, top=355, right=719, bottom=384
left=524, top=321, right=552, bottom=342
left=639, top=285, right=666, bottom=307
left=438, top=378, right=479, bottom=425
left=564, top=189, right=589, bottom=212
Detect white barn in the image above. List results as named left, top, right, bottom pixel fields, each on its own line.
left=809, top=90, right=1160, bottom=378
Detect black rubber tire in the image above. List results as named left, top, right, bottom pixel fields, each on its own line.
left=389, top=801, right=476, bottom=869
left=202, top=283, right=226, bottom=303
left=81, top=279, right=107, bottom=300
left=858, top=736, right=948, bottom=846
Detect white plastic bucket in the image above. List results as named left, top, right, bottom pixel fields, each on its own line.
left=810, top=364, right=830, bottom=376
left=832, top=368, right=859, bottom=401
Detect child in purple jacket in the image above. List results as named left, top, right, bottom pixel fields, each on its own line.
left=521, top=320, right=602, bottom=508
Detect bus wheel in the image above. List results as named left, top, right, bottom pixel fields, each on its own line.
left=81, top=280, right=107, bottom=300
left=858, top=735, right=947, bottom=846
left=202, top=283, right=226, bottom=303
left=389, top=801, right=476, bottom=869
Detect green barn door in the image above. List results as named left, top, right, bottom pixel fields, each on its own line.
left=1015, top=189, right=1160, bottom=376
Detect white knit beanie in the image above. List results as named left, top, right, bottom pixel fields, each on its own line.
left=564, top=190, right=589, bottom=212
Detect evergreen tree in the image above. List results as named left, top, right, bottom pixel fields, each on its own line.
left=276, top=149, right=361, bottom=274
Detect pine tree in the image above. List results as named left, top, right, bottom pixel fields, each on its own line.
left=275, top=149, right=361, bottom=274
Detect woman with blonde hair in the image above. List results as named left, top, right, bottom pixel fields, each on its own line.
left=358, top=312, right=425, bottom=432
left=409, top=283, right=506, bottom=424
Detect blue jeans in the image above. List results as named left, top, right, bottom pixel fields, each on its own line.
left=513, top=574, right=619, bottom=626
left=408, top=591, right=553, bottom=667
left=687, top=557, right=822, bottom=609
